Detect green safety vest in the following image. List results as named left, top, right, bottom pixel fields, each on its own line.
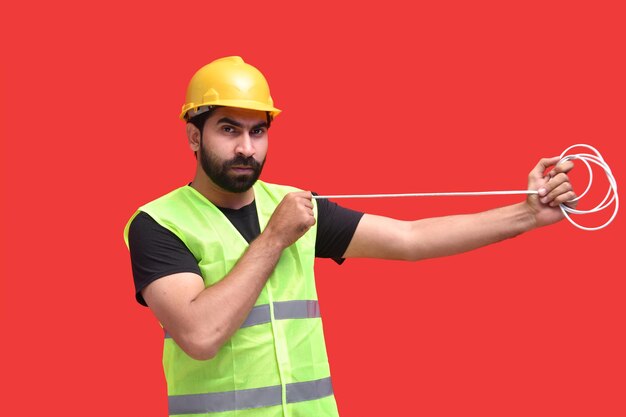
left=124, top=181, right=339, bottom=417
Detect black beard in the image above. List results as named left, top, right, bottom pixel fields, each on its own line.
left=199, top=140, right=265, bottom=193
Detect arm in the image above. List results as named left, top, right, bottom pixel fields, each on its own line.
left=142, top=192, right=315, bottom=360
left=343, top=156, right=576, bottom=261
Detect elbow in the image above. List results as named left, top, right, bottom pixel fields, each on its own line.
left=395, top=224, right=427, bottom=262
left=398, top=239, right=426, bottom=261
left=398, top=239, right=428, bottom=262
left=405, top=253, right=424, bottom=262
left=403, top=251, right=427, bottom=262
left=401, top=225, right=436, bottom=262
left=185, top=343, right=218, bottom=361
left=176, top=331, right=222, bottom=361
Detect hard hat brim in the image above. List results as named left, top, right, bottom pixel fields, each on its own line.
left=180, top=100, right=281, bottom=121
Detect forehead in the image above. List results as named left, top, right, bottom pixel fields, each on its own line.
left=208, top=107, right=267, bottom=125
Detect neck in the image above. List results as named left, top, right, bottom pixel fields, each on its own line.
left=190, top=170, right=255, bottom=210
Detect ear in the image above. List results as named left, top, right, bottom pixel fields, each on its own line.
left=186, top=123, right=201, bottom=152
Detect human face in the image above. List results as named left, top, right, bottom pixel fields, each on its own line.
left=198, top=107, right=269, bottom=193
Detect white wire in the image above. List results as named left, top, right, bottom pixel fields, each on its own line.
left=314, top=190, right=538, bottom=198
left=313, top=144, right=618, bottom=231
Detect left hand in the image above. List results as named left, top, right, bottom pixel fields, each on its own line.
left=526, top=156, right=577, bottom=228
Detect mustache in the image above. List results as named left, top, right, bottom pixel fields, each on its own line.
left=223, top=156, right=262, bottom=169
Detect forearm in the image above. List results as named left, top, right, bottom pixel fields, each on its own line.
left=182, top=231, right=284, bottom=359
left=344, top=202, right=537, bottom=261
left=406, top=202, right=536, bottom=261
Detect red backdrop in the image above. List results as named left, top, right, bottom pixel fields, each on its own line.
left=1, top=1, right=624, bottom=416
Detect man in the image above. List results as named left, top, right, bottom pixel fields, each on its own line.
left=124, top=56, right=576, bottom=417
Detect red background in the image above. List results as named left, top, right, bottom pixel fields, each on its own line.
left=1, top=1, right=624, bottom=416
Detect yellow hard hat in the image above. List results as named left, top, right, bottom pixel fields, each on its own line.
left=180, top=56, right=281, bottom=121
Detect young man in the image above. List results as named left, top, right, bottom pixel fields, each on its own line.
left=124, top=56, right=576, bottom=417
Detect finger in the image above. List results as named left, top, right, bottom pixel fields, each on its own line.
left=550, top=190, right=577, bottom=207
left=300, top=191, right=313, bottom=200
left=286, top=191, right=312, bottom=200
left=301, top=217, right=316, bottom=233
left=530, top=156, right=561, bottom=179
left=540, top=172, right=571, bottom=199
left=547, top=172, right=571, bottom=190
left=541, top=181, right=573, bottom=205
left=550, top=160, right=575, bottom=176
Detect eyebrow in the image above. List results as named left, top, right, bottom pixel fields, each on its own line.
left=217, top=117, right=268, bottom=130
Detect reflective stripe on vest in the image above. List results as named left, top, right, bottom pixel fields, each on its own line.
left=164, top=300, right=321, bottom=338
left=168, top=377, right=333, bottom=415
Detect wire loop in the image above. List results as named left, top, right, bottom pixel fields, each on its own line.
left=556, top=144, right=618, bottom=231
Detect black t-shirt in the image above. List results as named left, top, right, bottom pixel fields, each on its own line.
left=128, top=191, right=364, bottom=306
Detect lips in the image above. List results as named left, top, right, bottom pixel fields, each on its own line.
left=224, top=156, right=261, bottom=176
left=230, top=166, right=254, bottom=173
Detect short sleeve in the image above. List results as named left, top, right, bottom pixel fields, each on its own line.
left=314, top=195, right=364, bottom=263
left=128, top=212, right=202, bottom=306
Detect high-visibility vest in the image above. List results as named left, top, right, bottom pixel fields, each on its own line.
left=124, top=181, right=339, bottom=417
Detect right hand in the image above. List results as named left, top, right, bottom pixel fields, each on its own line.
left=525, top=156, right=577, bottom=228
left=264, top=191, right=316, bottom=249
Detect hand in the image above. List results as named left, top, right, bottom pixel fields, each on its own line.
left=263, top=191, right=316, bottom=249
left=525, top=156, right=577, bottom=228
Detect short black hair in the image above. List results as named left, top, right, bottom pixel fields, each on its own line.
left=187, top=106, right=220, bottom=133
left=187, top=106, right=273, bottom=134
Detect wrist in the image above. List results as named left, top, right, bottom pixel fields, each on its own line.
left=256, top=227, right=288, bottom=252
left=517, top=201, right=539, bottom=232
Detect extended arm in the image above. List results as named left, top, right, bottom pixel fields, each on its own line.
left=343, top=156, right=576, bottom=261
left=141, top=192, right=315, bottom=360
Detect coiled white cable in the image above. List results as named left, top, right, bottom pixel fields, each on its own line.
left=556, top=144, right=618, bottom=231
left=313, top=144, right=618, bottom=231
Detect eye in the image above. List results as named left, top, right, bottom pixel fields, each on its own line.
left=251, top=128, right=266, bottom=136
left=222, top=126, right=236, bottom=133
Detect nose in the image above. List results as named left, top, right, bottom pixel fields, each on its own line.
left=235, top=133, right=255, bottom=158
